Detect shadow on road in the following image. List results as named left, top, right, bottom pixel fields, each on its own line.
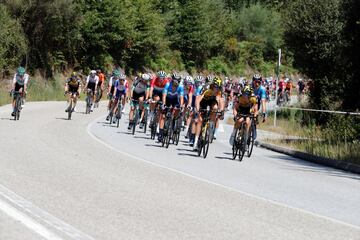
left=55, top=117, right=69, bottom=121
left=0, top=117, right=14, bottom=121
left=268, top=154, right=360, bottom=180
left=215, top=156, right=237, bottom=161
left=144, top=143, right=163, bottom=148
left=178, top=152, right=198, bottom=157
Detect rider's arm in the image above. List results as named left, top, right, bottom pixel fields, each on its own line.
left=64, top=82, right=68, bottom=92
left=84, top=76, right=89, bottom=91
left=187, top=92, right=193, bottom=107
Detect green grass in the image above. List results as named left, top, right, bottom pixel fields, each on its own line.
left=0, top=74, right=66, bottom=107
left=256, top=112, right=360, bottom=165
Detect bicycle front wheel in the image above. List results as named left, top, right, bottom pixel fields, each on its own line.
left=132, top=109, right=138, bottom=135
left=247, top=123, right=255, bottom=157
left=203, top=125, right=210, bottom=158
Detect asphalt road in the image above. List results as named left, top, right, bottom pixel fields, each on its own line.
left=0, top=101, right=359, bottom=240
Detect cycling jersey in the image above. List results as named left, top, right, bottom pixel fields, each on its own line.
left=224, top=83, right=232, bottom=93
left=132, top=79, right=150, bottom=94
left=254, top=85, right=266, bottom=107
left=202, top=89, right=221, bottom=100
left=150, top=76, right=170, bottom=97
left=13, top=73, right=29, bottom=86
left=67, top=77, right=81, bottom=92
left=232, top=83, right=241, bottom=96
left=114, top=79, right=128, bottom=99
left=86, top=75, right=99, bottom=92
left=97, top=73, right=105, bottom=86
left=163, top=82, right=184, bottom=107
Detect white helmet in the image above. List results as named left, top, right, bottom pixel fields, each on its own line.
left=185, top=76, right=194, bottom=85
left=90, top=70, right=96, bottom=75
left=142, top=73, right=151, bottom=81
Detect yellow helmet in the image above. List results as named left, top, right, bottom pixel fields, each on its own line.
left=212, top=77, right=222, bottom=88
left=243, top=85, right=254, bottom=95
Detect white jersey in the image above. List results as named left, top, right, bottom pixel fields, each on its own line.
left=13, top=73, right=29, bottom=86
left=86, top=75, right=99, bottom=84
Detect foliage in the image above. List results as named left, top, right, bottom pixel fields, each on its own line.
left=0, top=4, right=27, bottom=72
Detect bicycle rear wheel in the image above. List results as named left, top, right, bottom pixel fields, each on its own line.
left=232, top=130, right=238, bottom=160
left=209, top=122, right=215, bottom=143
left=143, top=109, right=148, bottom=134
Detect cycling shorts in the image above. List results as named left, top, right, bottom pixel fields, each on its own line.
left=115, top=89, right=126, bottom=100
left=87, top=82, right=96, bottom=92
left=200, top=96, right=218, bottom=110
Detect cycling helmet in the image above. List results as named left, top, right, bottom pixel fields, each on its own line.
left=212, top=77, right=222, bottom=88
left=194, top=75, right=204, bottom=83
left=141, top=73, right=151, bottom=81
left=172, top=72, right=181, bottom=81
left=184, top=76, right=194, bottom=85
left=119, top=74, right=126, bottom=80
left=113, top=70, right=120, bottom=77
left=224, top=77, right=229, bottom=84
left=17, top=67, right=26, bottom=76
left=90, top=70, right=96, bottom=75
left=157, top=71, right=166, bottom=78
left=252, top=74, right=262, bottom=82
left=71, top=72, right=77, bottom=78
left=243, top=85, right=253, bottom=96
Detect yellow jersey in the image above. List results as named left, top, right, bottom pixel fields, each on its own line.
left=202, top=89, right=221, bottom=100
left=238, top=95, right=257, bottom=108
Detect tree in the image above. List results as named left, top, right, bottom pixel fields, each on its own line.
left=0, top=4, right=27, bottom=73
left=285, top=0, right=344, bottom=110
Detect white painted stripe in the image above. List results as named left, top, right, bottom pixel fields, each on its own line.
left=0, top=185, right=95, bottom=240
left=87, top=115, right=360, bottom=230
left=0, top=199, right=63, bottom=240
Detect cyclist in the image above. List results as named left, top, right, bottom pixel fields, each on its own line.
left=128, top=73, right=151, bottom=130
left=10, top=67, right=29, bottom=116
left=252, top=74, right=267, bottom=139
left=297, top=78, right=305, bottom=101
left=285, top=78, right=293, bottom=102
left=193, top=77, right=222, bottom=151
left=224, top=77, right=232, bottom=110
left=106, top=70, right=119, bottom=121
left=64, top=72, right=81, bottom=112
left=111, top=73, right=128, bottom=123
left=187, top=75, right=204, bottom=145
left=229, top=86, right=257, bottom=149
left=149, top=71, right=170, bottom=132
left=182, top=75, right=195, bottom=131
left=203, top=75, right=213, bottom=92
left=84, top=70, right=99, bottom=112
left=158, top=73, right=184, bottom=142
left=231, top=78, right=242, bottom=107
left=96, top=69, right=105, bottom=101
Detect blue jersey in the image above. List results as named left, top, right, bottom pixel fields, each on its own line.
left=194, top=85, right=203, bottom=96
left=254, top=85, right=266, bottom=101
left=163, top=82, right=184, bottom=100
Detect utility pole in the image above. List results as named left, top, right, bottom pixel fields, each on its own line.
left=274, top=49, right=281, bottom=127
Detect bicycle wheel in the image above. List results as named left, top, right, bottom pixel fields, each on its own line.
left=247, top=122, right=255, bottom=157
left=68, top=100, right=73, bottom=120
left=209, top=121, right=215, bottom=143
left=132, top=108, right=139, bottom=135
left=166, top=128, right=172, bottom=148
left=15, top=96, right=21, bottom=121
left=232, top=130, right=238, bottom=160
left=85, top=97, right=90, bottom=114
left=197, top=136, right=202, bottom=157
left=150, top=112, right=157, bottom=140
left=238, top=125, right=246, bottom=161
left=143, top=109, right=148, bottom=134
left=203, top=125, right=210, bottom=158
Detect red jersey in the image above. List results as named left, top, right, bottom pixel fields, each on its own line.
left=150, top=76, right=170, bottom=90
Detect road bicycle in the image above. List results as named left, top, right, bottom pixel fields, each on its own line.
left=196, top=107, right=221, bottom=158
left=232, top=114, right=255, bottom=161
left=85, top=89, right=94, bottom=114
left=12, top=91, right=24, bottom=121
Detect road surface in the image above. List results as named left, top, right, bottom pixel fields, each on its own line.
left=0, top=101, right=359, bottom=240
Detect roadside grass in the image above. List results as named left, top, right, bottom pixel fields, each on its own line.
left=0, top=74, right=66, bottom=107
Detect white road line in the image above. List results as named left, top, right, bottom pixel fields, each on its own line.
left=0, top=198, right=63, bottom=240
left=87, top=115, right=360, bottom=230
left=0, top=185, right=95, bottom=240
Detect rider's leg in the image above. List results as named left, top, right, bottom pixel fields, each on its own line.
left=229, top=116, right=243, bottom=145
left=193, top=115, right=202, bottom=150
